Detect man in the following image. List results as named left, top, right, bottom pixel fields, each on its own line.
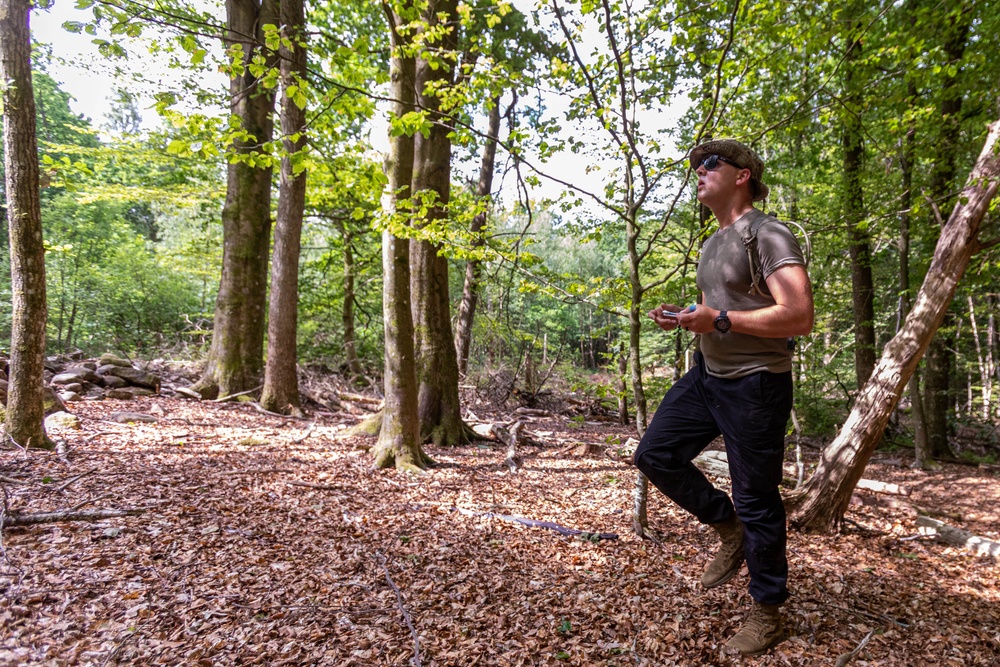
left=633, top=139, right=814, bottom=656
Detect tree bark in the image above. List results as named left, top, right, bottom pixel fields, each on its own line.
left=922, top=1, right=972, bottom=458
left=898, top=36, right=930, bottom=466
left=842, top=14, right=876, bottom=388
left=786, top=119, right=1000, bottom=533
left=339, top=220, right=365, bottom=377
left=455, top=96, right=502, bottom=377
left=410, top=0, right=467, bottom=446
left=1, top=0, right=51, bottom=449
left=194, top=0, right=278, bottom=399
left=261, top=0, right=308, bottom=415
left=373, top=0, right=428, bottom=472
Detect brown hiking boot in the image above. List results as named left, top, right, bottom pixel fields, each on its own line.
left=724, top=601, right=784, bottom=656
left=701, top=514, right=744, bottom=589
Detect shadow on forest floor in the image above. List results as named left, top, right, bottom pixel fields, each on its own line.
left=1, top=379, right=998, bottom=666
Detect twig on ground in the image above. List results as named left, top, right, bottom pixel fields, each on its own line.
left=443, top=505, right=618, bottom=541
left=211, top=385, right=263, bottom=403
left=54, top=468, right=98, bottom=493
left=291, top=422, right=316, bottom=444
left=68, top=494, right=111, bottom=513
left=377, top=552, right=422, bottom=667
left=287, top=480, right=345, bottom=491
left=220, top=469, right=294, bottom=476
left=834, top=629, right=876, bottom=667
left=0, top=484, right=24, bottom=576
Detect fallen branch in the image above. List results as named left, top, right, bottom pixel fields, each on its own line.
left=287, top=481, right=346, bottom=491
left=2, top=507, right=145, bottom=528
left=54, top=467, right=98, bottom=493
left=212, top=385, right=262, bottom=403
left=339, top=392, right=382, bottom=407
left=376, top=552, right=422, bottom=667
left=694, top=451, right=908, bottom=497
left=0, top=476, right=27, bottom=485
left=448, top=506, right=618, bottom=541
left=916, top=515, right=1000, bottom=559
left=834, top=629, right=876, bottom=667
left=855, top=479, right=908, bottom=496
left=291, top=422, right=316, bottom=444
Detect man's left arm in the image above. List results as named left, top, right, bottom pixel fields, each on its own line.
left=680, top=264, right=814, bottom=337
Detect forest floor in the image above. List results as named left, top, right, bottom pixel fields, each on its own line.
left=1, top=370, right=999, bottom=666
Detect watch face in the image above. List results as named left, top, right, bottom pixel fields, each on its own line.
left=714, top=314, right=731, bottom=333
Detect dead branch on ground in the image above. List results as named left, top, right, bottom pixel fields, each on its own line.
left=2, top=507, right=146, bottom=528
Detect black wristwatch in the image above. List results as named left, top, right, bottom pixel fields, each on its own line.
left=714, top=310, right=731, bottom=334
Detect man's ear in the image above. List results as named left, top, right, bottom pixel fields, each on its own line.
left=735, top=168, right=752, bottom=188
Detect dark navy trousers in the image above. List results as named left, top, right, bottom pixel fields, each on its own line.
left=634, top=353, right=792, bottom=605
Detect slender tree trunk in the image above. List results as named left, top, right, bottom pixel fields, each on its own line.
left=923, top=1, right=972, bottom=457
left=842, top=16, right=876, bottom=388
left=410, top=0, right=466, bottom=446
left=455, top=96, right=502, bottom=377
left=261, top=0, right=308, bottom=414
left=339, top=221, right=364, bottom=377
left=194, top=0, right=278, bottom=399
left=786, top=119, right=1000, bottom=533
left=373, top=0, right=427, bottom=471
left=898, top=41, right=930, bottom=467
left=1, top=0, right=50, bottom=449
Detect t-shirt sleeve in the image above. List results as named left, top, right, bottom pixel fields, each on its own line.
left=757, top=221, right=805, bottom=280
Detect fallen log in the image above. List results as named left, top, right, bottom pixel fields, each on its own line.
left=915, top=515, right=1000, bottom=559
left=694, top=451, right=907, bottom=496
left=2, top=508, right=145, bottom=528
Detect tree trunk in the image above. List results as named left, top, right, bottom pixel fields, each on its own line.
left=373, top=0, right=428, bottom=472
left=261, top=0, right=308, bottom=415
left=339, top=221, right=364, bottom=377
left=455, top=96, right=502, bottom=377
left=194, top=0, right=278, bottom=399
left=922, top=1, right=972, bottom=457
left=842, top=15, right=876, bottom=388
left=898, top=40, right=930, bottom=467
left=1, top=0, right=51, bottom=449
left=410, top=0, right=466, bottom=446
left=786, top=119, right=1000, bottom=533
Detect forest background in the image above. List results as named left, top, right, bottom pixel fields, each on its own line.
left=4, top=0, right=999, bottom=464
left=2, top=0, right=1000, bottom=665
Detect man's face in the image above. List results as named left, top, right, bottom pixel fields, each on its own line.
left=695, top=155, right=748, bottom=208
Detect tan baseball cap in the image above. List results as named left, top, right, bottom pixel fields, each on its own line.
left=689, top=139, right=769, bottom=202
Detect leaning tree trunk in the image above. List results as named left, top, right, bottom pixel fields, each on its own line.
left=786, top=119, right=1000, bottom=533
left=260, top=0, right=308, bottom=415
left=410, top=0, right=467, bottom=446
left=0, top=0, right=51, bottom=449
left=194, top=0, right=278, bottom=399
left=373, top=0, right=429, bottom=472
left=455, top=95, right=502, bottom=377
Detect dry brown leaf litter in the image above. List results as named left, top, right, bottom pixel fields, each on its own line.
left=0, top=395, right=998, bottom=666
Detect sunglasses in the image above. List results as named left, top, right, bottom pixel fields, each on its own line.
left=698, top=154, right=744, bottom=171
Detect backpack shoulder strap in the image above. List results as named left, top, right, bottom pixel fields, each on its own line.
left=741, top=210, right=770, bottom=296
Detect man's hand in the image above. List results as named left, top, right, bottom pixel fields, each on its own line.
left=648, top=303, right=683, bottom=331
left=677, top=304, right=716, bottom=334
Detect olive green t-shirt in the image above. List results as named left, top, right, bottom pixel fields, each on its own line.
left=696, top=210, right=806, bottom=379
